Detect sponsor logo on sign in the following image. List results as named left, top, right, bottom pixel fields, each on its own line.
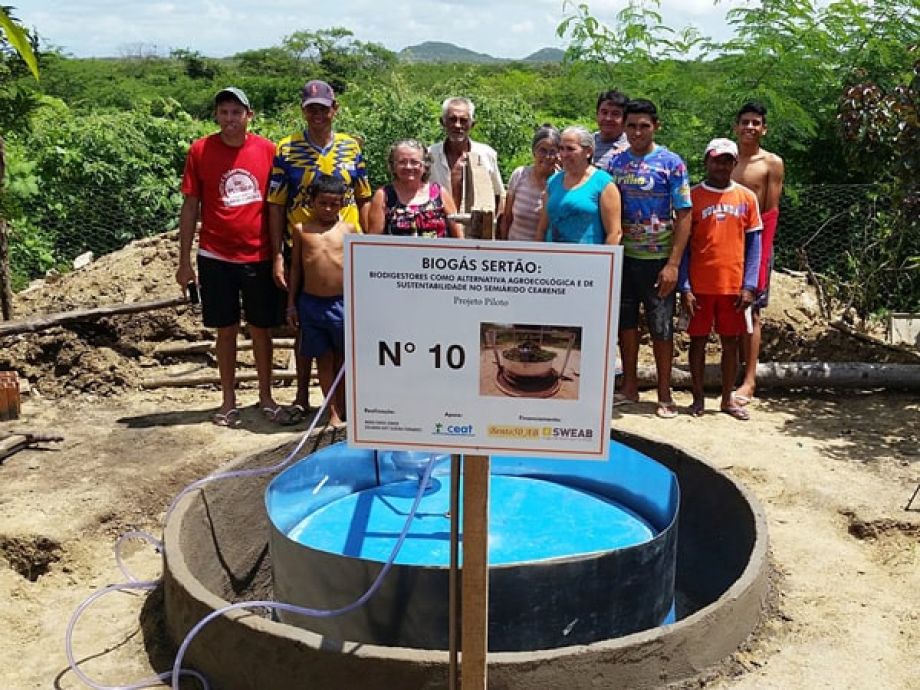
left=487, top=425, right=540, bottom=439
left=434, top=422, right=474, bottom=436
left=541, top=426, right=594, bottom=439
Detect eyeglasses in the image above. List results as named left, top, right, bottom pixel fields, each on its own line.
left=534, top=148, right=559, bottom=158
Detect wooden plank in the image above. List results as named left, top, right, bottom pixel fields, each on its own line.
left=461, top=454, right=490, bottom=690
left=0, top=432, right=64, bottom=463
left=153, top=338, right=297, bottom=356
left=0, top=296, right=187, bottom=336
left=141, top=370, right=297, bottom=389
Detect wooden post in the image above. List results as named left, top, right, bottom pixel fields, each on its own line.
left=461, top=454, right=490, bottom=690
left=0, top=217, right=12, bottom=321
left=470, top=211, right=494, bottom=241
left=0, top=134, right=12, bottom=321
left=448, top=454, right=461, bottom=690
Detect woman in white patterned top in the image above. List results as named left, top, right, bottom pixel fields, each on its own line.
left=499, top=125, right=560, bottom=241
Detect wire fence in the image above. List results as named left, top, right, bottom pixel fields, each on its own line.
left=2, top=182, right=917, bottom=316
left=776, top=184, right=918, bottom=315
left=5, top=176, right=182, bottom=292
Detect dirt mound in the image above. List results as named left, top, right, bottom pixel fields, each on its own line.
left=0, top=234, right=916, bottom=398
left=1, top=233, right=209, bottom=397
left=753, top=271, right=917, bottom=363
left=672, top=270, right=919, bottom=364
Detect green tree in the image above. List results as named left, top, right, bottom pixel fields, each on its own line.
left=4, top=99, right=208, bottom=287
left=170, top=48, right=221, bottom=81
left=837, top=58, right=920, bottom=311
left=280, top=27, right=396, bottom=92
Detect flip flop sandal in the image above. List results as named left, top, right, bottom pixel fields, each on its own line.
left=261, top=405, right=299, bottom=426
left=732, top=393, right=753, bottom=406
left=656, top=402, right=679, bottom=419
left=721, top=405, right=751, bottom=421
left=213, top=408, right=241, bottom=428
left=613, top=393, right=639, bottom=407
left=689, top=401, right=705, bottom=417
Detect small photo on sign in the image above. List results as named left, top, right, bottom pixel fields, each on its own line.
left=480, top=323, right=582, bottom=400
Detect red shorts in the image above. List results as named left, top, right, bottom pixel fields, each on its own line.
left=687, top=294, right=746, bottom=337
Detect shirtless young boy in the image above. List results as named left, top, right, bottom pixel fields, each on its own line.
left=286, top=174, right=354, bottom=426
left=731, top=102, right=785, bottom=405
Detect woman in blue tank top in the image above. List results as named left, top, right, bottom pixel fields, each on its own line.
left=536, top=125, right=622, bottom=245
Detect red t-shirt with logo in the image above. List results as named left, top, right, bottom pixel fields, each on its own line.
left=181, top=132, right=275, bottom=263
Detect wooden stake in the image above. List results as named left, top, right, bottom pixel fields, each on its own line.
left=448, top=454, right=461, bottom=690
left=0, top=136, right=9, bottom=321
left=461, top=454, right=490, bottom=690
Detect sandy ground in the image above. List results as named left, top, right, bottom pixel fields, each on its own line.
left=0, top=234, right=918, bottom=689
left=0, top=384, right=917, bottom=689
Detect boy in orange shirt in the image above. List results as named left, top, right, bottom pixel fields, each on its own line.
left=679, top=139, right=762, bottom=420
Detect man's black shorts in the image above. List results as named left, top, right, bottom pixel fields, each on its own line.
left=619, top=256, right=675, bottom=341
left=197, top=255, right=283, bottom=329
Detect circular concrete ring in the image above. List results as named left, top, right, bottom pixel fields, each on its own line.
left=163, top=428, right=769, bottom=690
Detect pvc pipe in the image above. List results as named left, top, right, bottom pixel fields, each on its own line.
left=638, top=362, right=920, bottom=390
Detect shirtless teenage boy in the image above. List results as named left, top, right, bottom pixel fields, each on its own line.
left=286, top=174, right=354, bottom=426
left=731, top=101, right=785, bottom=404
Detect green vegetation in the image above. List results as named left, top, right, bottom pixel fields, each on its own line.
left=0, top=1, right=917, bottom=311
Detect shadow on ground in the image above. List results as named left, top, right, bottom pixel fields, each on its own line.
left=757, top=390, right=919, bottom=467
left=117, top=405, right=338, bottom=436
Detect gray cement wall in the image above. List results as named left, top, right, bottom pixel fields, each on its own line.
left=162, top=427, right=769, bottom=689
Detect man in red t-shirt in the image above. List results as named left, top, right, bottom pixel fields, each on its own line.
left=679, top=138, right=762, bottom=421
left=176, top=87, right=296, bottom=427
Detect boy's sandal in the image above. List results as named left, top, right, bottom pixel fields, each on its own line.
left=732, top=393, right=753, bottom=406
left=656, top=401, right=679, bottom=419
left=721, top=405, right=750, bottom=421
left=213, top=408, right=241, bottom=428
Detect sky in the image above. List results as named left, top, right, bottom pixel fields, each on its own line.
left=16, top=0, right=743, bottom=60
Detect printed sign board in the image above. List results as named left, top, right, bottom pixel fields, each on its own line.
left=344, top=236, right=622, bottom=459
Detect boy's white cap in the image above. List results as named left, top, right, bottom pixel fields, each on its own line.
left=705, top=138, right=738, bottom=159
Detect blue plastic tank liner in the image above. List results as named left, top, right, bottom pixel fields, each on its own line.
left=287, top=474, right=655, bottom=566
left=266, top=441, right=678, bottom=539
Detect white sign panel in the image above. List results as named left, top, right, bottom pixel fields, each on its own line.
left=344, top=237, right=622, bottom=459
